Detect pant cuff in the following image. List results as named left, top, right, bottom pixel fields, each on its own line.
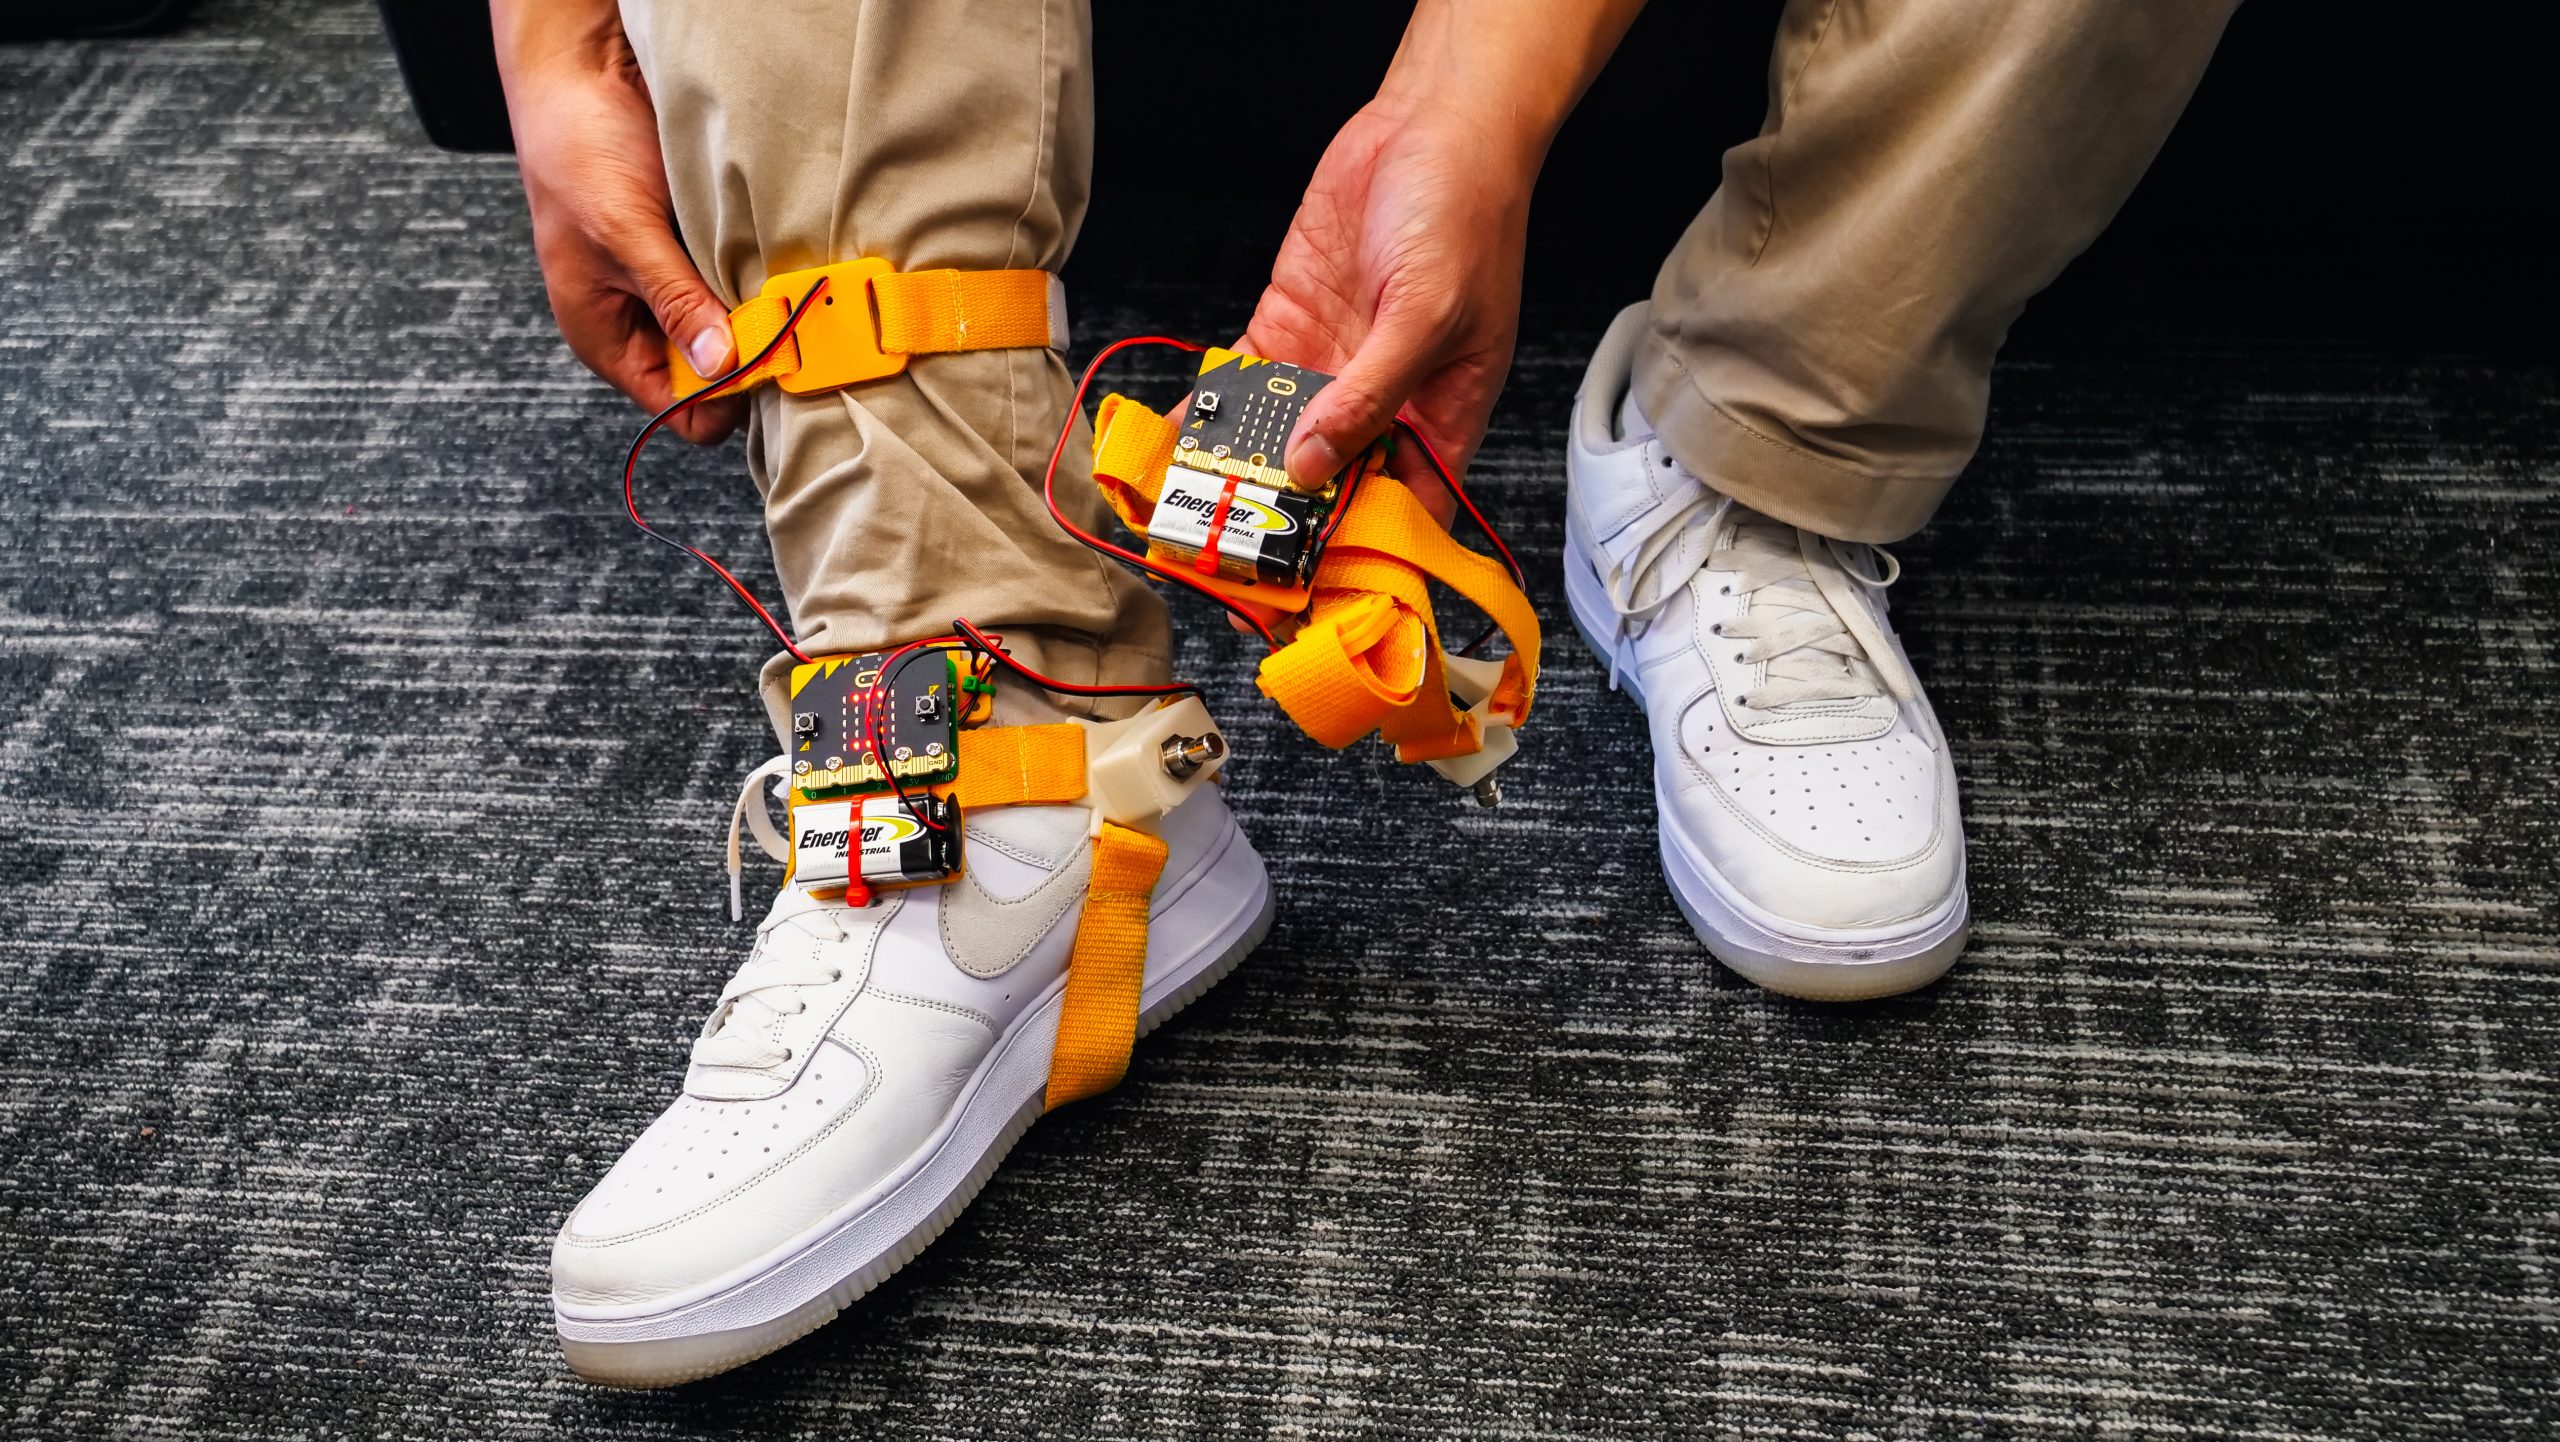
left=1631, top=330, right=1956, bottom=546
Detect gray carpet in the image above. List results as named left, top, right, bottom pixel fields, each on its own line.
left=4, top=3, right=2557, bottom=1438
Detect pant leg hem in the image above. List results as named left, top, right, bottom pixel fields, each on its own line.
left=1632, top=330, right=1955, bottom=546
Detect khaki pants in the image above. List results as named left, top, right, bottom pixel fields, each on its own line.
left=619, top=0, right=2235, bottom=732
left=622, top=0, right=1160, bottom=736
left=1635, top=0, right=2239, bottom=543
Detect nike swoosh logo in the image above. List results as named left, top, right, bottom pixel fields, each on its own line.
left=939, top=843, right=1092, bottom=979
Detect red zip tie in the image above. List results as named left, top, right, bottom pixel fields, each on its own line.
left=1196, top=474, right=1243, bottom=577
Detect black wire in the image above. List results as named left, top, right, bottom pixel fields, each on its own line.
left=622, top=278, right=831, bottom=661
left=869, top=643, right=960, bottom=832
left=1387, top=417, right=1524, bottom=660
left=1308, top=439, right=1376, bottom=560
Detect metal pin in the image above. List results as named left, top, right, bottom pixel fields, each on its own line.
left=1159, top=732, right=1226, bottom=780
left=1469, top=776, right=1503, bottom=809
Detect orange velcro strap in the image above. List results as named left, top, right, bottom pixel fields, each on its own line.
left=873, top=269, right=1061, bottom=355
left=951, top=724, right=1088, bottom=809
left=1249, top=591, right=1422, bottom=748
left=1081, top=393, right=1540, bottom=762
left=1256, top=477, right=1541, bottom=758
left=1090, top=392, right=1180, bottom=522
left=715, top=294, right=799, bottom=395
left=670, top=260, right=1064, bottom=401
left=1044, top=821, right=1168, bottom=1110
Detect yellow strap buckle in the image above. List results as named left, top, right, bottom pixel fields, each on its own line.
left=761, top=257, right=907, bottom=396
left=670, top=258, right=904, bottom=401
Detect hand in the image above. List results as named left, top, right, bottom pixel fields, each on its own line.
left=1243, top=95, right=1535, bottom=524
left=1244, top=0, right=1646, bottom=508
left=493, top=1, right=742, bottom=444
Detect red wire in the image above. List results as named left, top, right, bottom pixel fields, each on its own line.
left=1389, top=415, right=1526, bottom=658
left=1042, top=339, right=1530, bottom=664
left=623, top=277, right=831, bottom=665
left=852, top=624, right=1201, bottom=835
left=860, top=635, right=966, bottom=831
left=631, top=308, right=1530, bottom=687
left=624, top=307, right=1225, bottom=852
left=1392, top=416, right=1526, bottom=593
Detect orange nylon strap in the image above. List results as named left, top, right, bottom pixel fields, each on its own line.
left=717, top=294, right=799, bottom=395
left=1044, top=821, right=1168, bottom=1110
left=873, top=269, right=1059, bottom=355
left=945, top=723, right=1161, bottom=1107
left=1091, top=392, right=1180, bottom=521
left=670, top=261, right=1064, bottom=401
left=1258, top=467, right=1541, bottom=761
left=1086, top=396, right=1540, bottom=761
left=950, top=724, right=1087, bottom=809
left=1252, top=590, right=1424, bottom=747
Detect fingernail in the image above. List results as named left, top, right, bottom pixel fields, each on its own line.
left=1288, top=435, right=1343, bottom=491
left=687, top=325, right=734, bottom=378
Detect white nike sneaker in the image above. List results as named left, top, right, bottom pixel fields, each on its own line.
left=1563, top=304, right=1969, bottom=1001
left=550, top=766, right=1271, bottom=1387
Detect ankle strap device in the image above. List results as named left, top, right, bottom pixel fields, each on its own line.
left=1087, top=353, right=1539, bottom=802
left=729, top=646, right=1226, bottom=1110
left=668, top=259, right=1069, bottom=400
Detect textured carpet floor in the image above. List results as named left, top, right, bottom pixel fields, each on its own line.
left=4, top=4, right=2558, bottom=1439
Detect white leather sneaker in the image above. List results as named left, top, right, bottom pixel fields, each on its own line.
left=550, top=771, right=1271, bottom=1387
left=1563, top=304, right=1969, bottom=1001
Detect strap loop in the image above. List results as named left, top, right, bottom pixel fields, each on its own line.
left=1260, top=453, right=1541, bottom=761
left=1045, top=821, right=1168, bottom=1109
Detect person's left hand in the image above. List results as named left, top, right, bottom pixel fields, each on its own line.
left=1241, top=95, right=1538, bottom=526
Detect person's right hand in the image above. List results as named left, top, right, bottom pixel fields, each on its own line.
left=492, top=0, right=742, bottom=444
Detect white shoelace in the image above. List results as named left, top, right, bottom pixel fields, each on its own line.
left=726, top=754, right=794, bottom=921
left=694, top=755, right=849, bottom=1072
left=1597, top=488, right=1918, bottom=710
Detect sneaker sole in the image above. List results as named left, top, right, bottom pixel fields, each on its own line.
left=553, top=824, right=1275, bottom=1387
left=1561, top=525, right=1968, bottom=1002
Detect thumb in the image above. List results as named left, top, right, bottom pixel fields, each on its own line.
left=1284, top=303, right=1444, bottom=491
left=623, top=227, right=735, bottom=383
